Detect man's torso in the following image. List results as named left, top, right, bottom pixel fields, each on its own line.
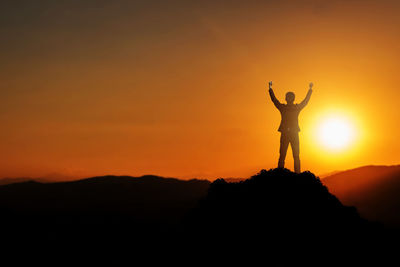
left=278, top=104, right=301, bottom=132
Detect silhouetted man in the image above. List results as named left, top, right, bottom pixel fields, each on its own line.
left=268, top=81, right=313, bottom=173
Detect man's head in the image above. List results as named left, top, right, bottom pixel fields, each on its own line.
left=285, top=92, right=295, bottom=104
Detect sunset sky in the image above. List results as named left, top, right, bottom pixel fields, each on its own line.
left=1, top=0, right=399, bottom=180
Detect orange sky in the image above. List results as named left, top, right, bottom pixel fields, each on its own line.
left=1, top=0, right=399, bottom=180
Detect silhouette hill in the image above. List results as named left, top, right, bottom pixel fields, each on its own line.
left=0, top=175, right=210, bottom=225
left=0, top=175, right=210, bottom=264
left=183, top=168, right=388, bottom=262
left=0, top=177, right=32, bottom=185
left=323, top=165, right=400, bottom=228
left=0, top=177, right=49, bottom=185
left=0, top=169, right=395, bottom=264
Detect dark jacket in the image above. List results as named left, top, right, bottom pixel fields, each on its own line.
left=269, top=89, right=312, bottom=132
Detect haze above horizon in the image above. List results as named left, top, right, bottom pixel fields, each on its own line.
left=1, top=0, right=399, bottom=179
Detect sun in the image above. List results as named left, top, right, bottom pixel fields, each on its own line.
left=317, top=116, right=356, bottom=151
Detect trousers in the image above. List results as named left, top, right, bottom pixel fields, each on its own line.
left=278, top=131, right=300, bottom=173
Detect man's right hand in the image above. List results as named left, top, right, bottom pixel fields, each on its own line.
left=268, top=81, right=273, bottom=90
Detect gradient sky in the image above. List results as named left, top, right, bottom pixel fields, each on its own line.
left=1, top=0, right=399, bottom=180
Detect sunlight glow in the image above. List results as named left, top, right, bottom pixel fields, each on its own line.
left=317, top=116, right=356, bottom=151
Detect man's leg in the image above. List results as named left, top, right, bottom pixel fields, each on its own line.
left=278, top=132, right=289, bottom=169
left=291, top=132, right=300, bottom=173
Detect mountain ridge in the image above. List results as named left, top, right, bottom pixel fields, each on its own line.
left=322, top=164, right=400, bottom=228
left=0, top=174, right=208, bottom=186
left=0, top=167, right=395, bottom=264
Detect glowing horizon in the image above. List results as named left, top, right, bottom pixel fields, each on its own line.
left=1, top=1, right=399, bottom=180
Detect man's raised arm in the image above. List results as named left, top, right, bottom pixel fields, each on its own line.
left=268, top=81, right=282, bottom=109
left=299, top=82, right=313, bottom=109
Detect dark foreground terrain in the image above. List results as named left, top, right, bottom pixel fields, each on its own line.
left=0, top=169, right=398, bottom=265
left=323, top=165, right=400, bottom=228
